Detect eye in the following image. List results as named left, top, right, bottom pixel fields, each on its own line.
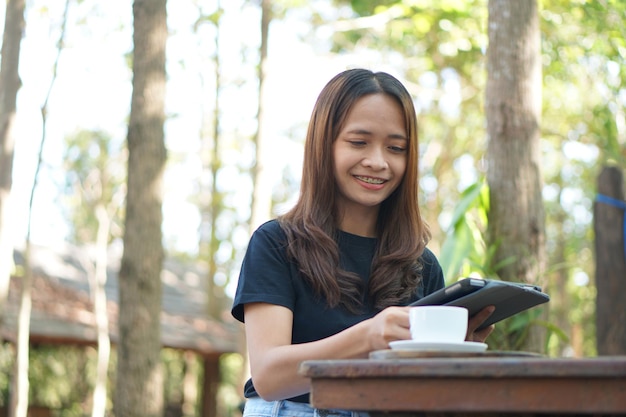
left=389, top=145, right=407, bottom=153
left=348, top=140, right=367, bottom=147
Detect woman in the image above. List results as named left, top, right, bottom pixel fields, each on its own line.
left=232, top=68, right=494, bottom=416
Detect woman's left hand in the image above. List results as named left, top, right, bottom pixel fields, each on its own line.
left=466, top=306, right=495, bottom=342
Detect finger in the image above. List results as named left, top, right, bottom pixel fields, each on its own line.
left=476, top=324, right=495, bottom=339
left=471, top=324, right=495, bottom=343
left=468, top=305, right=495, bottom=330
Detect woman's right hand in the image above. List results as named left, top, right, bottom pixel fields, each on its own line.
left=365, top=306, right=412, bottom=350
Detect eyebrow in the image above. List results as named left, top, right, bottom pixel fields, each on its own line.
left=346, top=129, right=408, bottom=140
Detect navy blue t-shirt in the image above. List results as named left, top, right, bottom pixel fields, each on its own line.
left=231, top=219, right=444, bottom=403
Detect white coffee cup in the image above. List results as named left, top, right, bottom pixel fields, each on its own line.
left=409, top=306, right=468, bottom=343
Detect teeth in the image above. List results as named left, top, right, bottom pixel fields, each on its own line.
left=356, top=176, right=384, bottom=184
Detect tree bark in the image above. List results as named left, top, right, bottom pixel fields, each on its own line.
left=0, top=0, right=25, bottom=330
left=114, top=1, right=167, bottom=416
left=200, top=356, right=220, bottom=417
left=485, top=0, right=546, bottom=351
left=595, top=166, right=626, bottom=355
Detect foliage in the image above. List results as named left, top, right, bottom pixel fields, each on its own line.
left=0, top=344, right=243, bottom=417
left=327, top=0, right=626, bottom=357
left=437, top=179, right=568, bottom=352
left=0, top=344, right=97, bottom=415
left=62, top=129, right=126, bottom=244
left=537, top=0, right=626, bottom=355
left=217, top=354, right=246, bottom=417
left=439, top=181, right=489, bottom=281
left=7, top=0, right=626, bottom=411
left=0, top=344, right=11, bottom=405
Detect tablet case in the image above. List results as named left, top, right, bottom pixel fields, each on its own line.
left=411, top=278, right=550, bottom=330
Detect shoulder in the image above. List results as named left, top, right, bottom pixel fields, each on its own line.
left=249, top=219, right=287, bottom=245
left=420, top=247, right=439, bottom=267
left=253, top=218, right=283, bottom=235
left=242, top=219, right=293, bottom=266
left=419, top=247, right=445, bottom=293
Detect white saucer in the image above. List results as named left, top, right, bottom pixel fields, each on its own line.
left=388, top=340, right=488, bottom=353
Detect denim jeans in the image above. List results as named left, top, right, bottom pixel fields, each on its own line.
left=243, top=397, right=370, bottom=417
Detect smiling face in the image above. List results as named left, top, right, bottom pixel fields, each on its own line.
left=332, top=93, right=408, bottom=232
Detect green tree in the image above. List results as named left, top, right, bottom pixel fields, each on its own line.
left=326, top=0, right=626, bottom=356
left=63, top=129, right=126, bottom=417
left=538, top=0, right=626, bottom=356
left=63, top=130, right=126, bottom=244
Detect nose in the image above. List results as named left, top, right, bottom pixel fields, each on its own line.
left=362, top=147, right=388, bottom=170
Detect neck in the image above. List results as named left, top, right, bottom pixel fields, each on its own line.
left=337, top=206, right=379, bottom=237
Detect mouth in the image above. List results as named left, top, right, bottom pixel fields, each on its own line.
left=354, top=175, right=387, bottom=185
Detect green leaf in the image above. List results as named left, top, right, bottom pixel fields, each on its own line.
left=448, top=181, right=485, bottom=230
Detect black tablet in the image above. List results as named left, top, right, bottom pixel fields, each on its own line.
left=410, top=278, right=550, bottom=330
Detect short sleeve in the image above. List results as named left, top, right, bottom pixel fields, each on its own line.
left=231, top=220, right=296, bottom=323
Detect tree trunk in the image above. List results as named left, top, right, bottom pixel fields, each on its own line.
left=90, top=204, right=111, bottom=417
left=0, top=0, right=25, bottom=330
left=114, top=1, right=167, bottom=416
left=200, top=356, right=220, bottom=417
left=249, top=0, right=273, bottom=233
left=9, top=243, right=31, bottom=417
left=595, top=166, right=626, bottom=355
left=206, top=1, right=223, bottom=321
left=485, top=0, right=546, bottom=351
left=9, top=2, right=67, bottom=415
left=181, top=351, right=198, bottom=417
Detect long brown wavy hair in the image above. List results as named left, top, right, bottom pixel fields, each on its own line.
left=279, top=68, right=431, bottom=312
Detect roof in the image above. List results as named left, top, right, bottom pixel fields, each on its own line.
left=3, top=243, right=243, bottom=356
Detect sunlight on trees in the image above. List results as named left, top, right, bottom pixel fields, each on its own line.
left=0, top=0, right=624, bottom=414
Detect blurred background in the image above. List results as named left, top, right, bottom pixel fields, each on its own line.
left=1, top=0, right=625, bottom=416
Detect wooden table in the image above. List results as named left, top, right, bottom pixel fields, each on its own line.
left=299, top=353, right=626, bottom=416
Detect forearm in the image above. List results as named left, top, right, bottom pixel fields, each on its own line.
left=250, top=318, right=374, bottom=400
